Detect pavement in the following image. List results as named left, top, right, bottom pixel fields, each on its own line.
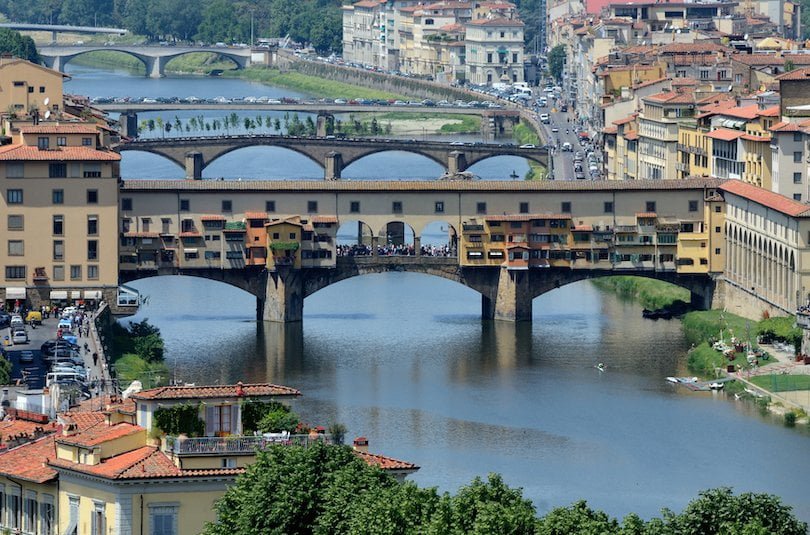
left=2, top=311, right=108, bottom=395
left=534, top=105, right=598, bottom=181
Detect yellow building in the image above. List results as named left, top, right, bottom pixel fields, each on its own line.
left=677, top=123, right=712, bottom=178
left=0, top=56, right=66, bottom=117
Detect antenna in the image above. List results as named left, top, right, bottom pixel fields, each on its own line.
left=44, top=97, right=50, bottom=106
left=44, top=111, right=51, bottom=120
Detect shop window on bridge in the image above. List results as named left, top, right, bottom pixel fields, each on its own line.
left=435, top=201, right=444, bottom=213
left=688, top=200, right=698, bottom=212
left=180, top=199, right=190, bottom=212
left=468, top=235, right=482, bottom=242
left=604, top=202, right=614, bottom=213
left=122, top=198, right=133, bottom=211
left=308, top=201, right=318, bottom=213
left=184, top=251, right=199, bottom=260
left=658, top=234, right=677, bottom=244
left=510, top=222, right=522, bottom=229
left=488, top=250, right=504, bottom=259
left=488, top=221, right=501, bottom=227
left=467, top=251, right=483, bottom=259
left=491, top=234, right=505, bottom=242
left=226, top=251, right=243, bottom=260
left=519, top=202, right=529, bottom=214
left=351, top=201, right=361, bottom=213
left=205, top=251, right=221, bottom=260
left=532, top=220, right=546, bottom=227
left=561, top=202, right=571, bottom=213
left=477, top=202, right=487, bottom=214
left=266, top=200, right=276, bottom=212
left=392, top=201, right=403, bottom=213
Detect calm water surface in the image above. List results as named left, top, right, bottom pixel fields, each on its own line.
left=66, top=64, right=810, bottom=521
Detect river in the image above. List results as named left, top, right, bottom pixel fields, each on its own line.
left=65, top=64, right=810, bottom=522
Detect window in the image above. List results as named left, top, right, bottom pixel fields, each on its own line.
left=23, top=490, right=36, bottom=534
left=512, top=53, right=518, bottom=63
left=49, top=163, right=67, bottom=178
left=91, top=501, right=105, bottom=535
left=53, top=265, right=64, bottom=281
left=715, top=226, right=721, bottom=233
left=86, top=189, right=98, bottom=204
left=519, top=202, right=529, bottom=214
left=121, top=198, right=133, bottom=211
left=487, top=52, right=493, bottom=63
left=714, top=205, right=721, bottom=213
left=5, top=266, right=25, bottom=279
left=141, top=217, right=150, bottom=232
left=8, top=240, right=23, bottom=256
left=794, top=151, right=802, bottom=163
left=70, top=265, right=82, bottom=280
left=561, top=202, right=571, bottom=213
left=392, top=201, right=403, bottom=213
left=52, top=189, right=64, bottom=204
left=476, top=202, right=487, bottom=214
left=307, top=201, right=318, bottom=213
left=88, top=240, right=98, bottom=260
left=714, top=248, right=721, bottom=255
left=37, top=137, right=49, bottom=149
left=266, top=200, right=276, bottom=212
left=7, top=189, right=23, bottom=204
left=604, top=201, right=613, bottom=213
left=150, top=504, right=178, bottom=535
left=289, top=233, right=296, bottom=239
left=434, top=201, right=444, bottom=213
left=8, top=215, right=23, bottom=230
left=180, top=199, right=190, bottom=211
left=794, top=172, right=802, bottom=184
left=221, top=458, right=237, bottom=468
left=794, top=193, right=802, bottom=201
left=162, top=218, right=171, bottom=233
left=83, top=163, right=101, bottom=177
left=221, top=200, right=232, bottom=212
left=689, top=200, right=698, bottom=212
left=9, top=487, right=21, bottom=531
left=56, top=136, right=67, bottom=147
left=6, top=162, right=24, bottom=177
left=82, top=137, right=93, bottom=146
left=350, top=201, right=360, bottom=213
left=39, top=86, right=45, bottom=93
left=53, top=241, right=64, bottom=261
left=40, top=495, right=55, bottom=535
left=646, top=201, right=656, bottom=212
left=53, top=215, right=64, bottom=235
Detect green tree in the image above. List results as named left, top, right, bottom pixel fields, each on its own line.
left=0, top=29, right=39, bottom=63
left=257, top=406, right=300, bottom=434
left=537, top=500, right=619, bottom=534
left=446, top=474, right=538, bottom=534
left=0, top=357, right=12, bottom=385
left=549, top=44, right=566, bottom=83
left=196, top=0, right=241, bottom=44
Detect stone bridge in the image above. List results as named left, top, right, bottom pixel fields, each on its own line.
left=119, top=257, right=717, bottom=322
left=38, top=45, right=252, bottom=78
left=117, top=135, right=548, bottom=179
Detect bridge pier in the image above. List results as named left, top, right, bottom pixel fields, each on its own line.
left=325, top=151, right=343, bottom=180
left=448, top=151, right=468, bottom=175
left=144, top=56, right=164, bottom=78
left=185, top=152, right=204, bottom=180
left=316, top=113, right=334, bottom=138
left=260, top=269, right=304, bottom=322
left=120, top=111, right=139, bottom=138
left=689, top=278, right=717, bottom=310
left=482, top=266, right=533, bottom=321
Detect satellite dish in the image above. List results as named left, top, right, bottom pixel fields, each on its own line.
left=44, top=111, right=51, bottom=119
left=44, top=97, right=50, bottom=106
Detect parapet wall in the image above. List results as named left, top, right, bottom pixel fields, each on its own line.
left=714, top=278, right=792, bottom=321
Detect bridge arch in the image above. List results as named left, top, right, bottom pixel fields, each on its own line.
left=119, top=269, right=267, bottom=299
left=59, top=48, right=154, bottom=74
left=341, top=149, right=447, bottom=177
left=463, top=151, right=548, bottom=170
left=162, top=51, right=243, bottom=71
left=202, top=146, right=324, bottom=179
left=205, top=143, right=326, bottom=171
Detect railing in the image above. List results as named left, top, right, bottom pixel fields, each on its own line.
left=169, top=434, right=333, bottom=455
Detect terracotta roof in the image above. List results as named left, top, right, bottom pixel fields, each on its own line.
left=60, top=412, right=107, bottom=431
left=671, top=77, right=698, bottom=87
left=466, top=17, right=524, bottom=27
left=632, top=76, right=669, bottom=89
left=741, top=133, right=771, bottom=142
left=714, top=104, right=760, bottom=120
left=200, top=215, right=226, bottom=221
left=353, top=0, right=384, bottom=8
left=732, top=53, right=810, bottom=66
left=706, top=128, right=744, bottom=141
left=758, top=105, right=780, bottom=117
left=603, top=126, right=618, bottom=134
left=121, top=178, right=722, bottom=192
left=131, top=382, right=301, bottom=401
left=354, top=450, right=420, bottom=472
left=56, top=423, right=143, bottom=448
left=312, top=215, right=338, bottom=223
left=0, top=419, right=56, bottom=446
left=179, top=231, right=201, bottom=238
left=572, top=225, right=593, bottom=231
left=770, top=121, right=803, bottom=132
left=485, top=213, right=571, bottom=221
left=0, top=145, right=120, bottom=161
left=613, top=114, right=638, bottom=126
left=72, top=396, right=137, bottom=415
left=635, top=212, right=657, bottom=218
left=244, top=211, right=268, bottom=220
left=624, top=130, right=639, bottom=141
left=658, top=42, right=729, bottom=54
left=0, top=434, right=59, bottom=483
left=123, top=231, right=160, bottom=238
left=775, top=67, right=810, bottom=81
left=19, top=124, right=98, bottom=134
left=720, top=180, right=810, bottom=217
left=644, top=91, right=696, bottom=105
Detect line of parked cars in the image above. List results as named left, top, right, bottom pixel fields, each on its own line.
left=2, top=312, right=30, bottom=345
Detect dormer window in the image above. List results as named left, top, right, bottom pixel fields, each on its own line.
left=37, top=136, right=49, bottom=150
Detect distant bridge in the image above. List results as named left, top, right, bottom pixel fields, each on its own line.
left=1, top=22, right=127, bottom=40
left=117, top=134, right=548, bottom=179
left=38, top=44, right=252, bottom=78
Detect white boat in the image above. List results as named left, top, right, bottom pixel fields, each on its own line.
left=666, top=376, right=679, bottom=384
left=596, top=363, right=606, bottom=372
left=709, top=382, right=724, bottom=390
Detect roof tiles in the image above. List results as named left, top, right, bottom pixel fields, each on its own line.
left=131, top=382, right=301, bottom=401
left=720, top=180, right=810, bottom=217
left=0, top=145, right=120, bottom=161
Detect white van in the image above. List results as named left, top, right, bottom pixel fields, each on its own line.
left=12, top=329, right=28, bottom=344
left=46, top=371, right=85, bottom=387
left=10, top=315, right=23, bottom=330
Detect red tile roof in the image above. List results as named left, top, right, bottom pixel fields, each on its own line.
left=603, top=126, right=618, bottom=134
left=714, top=104, right=760, bottom=120
left=741, top=133, right=771, bottom=142
left=312, top=215, right=338, bottom=223
left=635, top=212, right=657, bottom=218
left=355, top=450, right=420, bottom=472
left=72, top=396, right=137, bottom=414
left=19, top=124, right=98, bottom=134
left=632, top=76, right=668, bottom=89
left=485, top=213, right=570, bottom=221
left=0, top=420, right=56, bottom=446
left=624, top=130, right=639, bottom=141
left=720, top=180, right=810, bottom=217
left=200, top=215, right=226, bottom=221
left=123, top=231, right=160, bottom=238
left=0, top=435, right=59, bottom=483
left=244, top=211, right=268, bottom=220
left=0, top=145, right=120, bottom=161
left=658, top=42, right=729, bottom=54
left=572, top=225, right=594, bottom=231
left=706, top=128, right=744, bottom=141
left=644, top=91, right=696, bottom=105
left=775, top=67, right=810, bottom=81
left=179, top=231, right=201, bottom=238
left=770, top=121, right=803, bottom=132
left=61, top=412, right=107, bottom=431
left=56, top=423, right=143, bottom=448
left=758, top=105, right=780, bottom=117
left=466, top=17, right=524, bottom=26
left=613, top=113, right=638, bottom=126
left=131, top=382, right=301, bottom=401
left=732, top=53, right=810, bottom=66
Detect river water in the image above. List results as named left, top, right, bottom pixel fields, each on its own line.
left=65, top=64, right=810, bottom=521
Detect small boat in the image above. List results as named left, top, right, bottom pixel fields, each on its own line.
left=709, top=382, right=724, bottom=390
left=666, top=376, right=679, bottom=384
left=596, top=363, right=606, bottom=372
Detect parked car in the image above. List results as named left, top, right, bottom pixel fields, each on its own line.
left=562, top=142, right=573, bottom=151
left=0, top=312, right=9, bottom=328
left=12, top=329, right=28, bottom=344
left=19, top=351, right=34, bottom=363
left=10, top=315, right=24, bottom=330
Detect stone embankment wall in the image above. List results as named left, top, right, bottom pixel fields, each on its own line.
left=713, top=279, right=791, bottom=320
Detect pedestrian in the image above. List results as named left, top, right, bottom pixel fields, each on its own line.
left=93, top=352, right=99, bottom=366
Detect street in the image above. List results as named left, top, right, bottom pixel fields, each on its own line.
left=534, top=103, right=600, bottom=181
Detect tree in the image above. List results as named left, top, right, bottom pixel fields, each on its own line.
left=0, top=357, right=12, bottom=385
left=537, top=500, right=619, bottom=535
left=549, top=44, right=566, bottom=83
left=446, top=474, right=538, bottom=535
left=0, top=29, right=39, bottom=63
left=196, top=0, right=241, bottom=44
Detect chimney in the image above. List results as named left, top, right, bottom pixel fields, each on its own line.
left=236, top=382, right=245, bottom=397
left=62, top=423, right=78, bottom=437
left=353, top=436, right=369, bottom=453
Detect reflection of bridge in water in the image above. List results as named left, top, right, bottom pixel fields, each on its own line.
left=117, top=135, right=549, bottom=180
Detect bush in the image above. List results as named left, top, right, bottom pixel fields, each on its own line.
left=784, top=412, right=797, bottom=427
left=154, top=403, right=205, bottom=437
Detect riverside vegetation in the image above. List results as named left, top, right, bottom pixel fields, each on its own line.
left=108, top=318, right=169, bottom=388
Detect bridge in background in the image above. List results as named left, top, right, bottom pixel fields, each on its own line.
left=38, top=44, right=253, bottom=78
left=117, top=135, right=548, bottom=179
left=1, top=22, right=127, bottom=42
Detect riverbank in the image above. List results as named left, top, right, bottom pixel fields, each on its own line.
left=513, top=123, right=545, bottom=180
left=334, top=112, right=480, bottom=136
left=594, top=277, right=810, bottom=425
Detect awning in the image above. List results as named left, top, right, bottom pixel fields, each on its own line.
left=70, top=291, right=81, bottom=299
left=49, top=291, right=68, bottom=300
left=84, top=290, right=102, bottom=299
left=184, top=248, right=198, bottom=254
left=5, top=287, right=26, bottom=299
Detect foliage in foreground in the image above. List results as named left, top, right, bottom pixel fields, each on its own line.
left=203, top=443, right=807, bottom=535
left=0, top=29, right=38, bottom=63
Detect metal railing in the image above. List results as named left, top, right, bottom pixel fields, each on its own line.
left=168, top=434, right=333, bottom=455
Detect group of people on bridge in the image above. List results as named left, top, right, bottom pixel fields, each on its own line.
left=337, top=244, right=457, bottom=257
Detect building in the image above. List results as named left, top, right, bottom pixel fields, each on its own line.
left=342, top=0, right=387, bottom=68
left=770, top=120, right=810, bottom=202
left=464, top=17, right=525, bottom=84
left=0, top=55, right=66, bottom=117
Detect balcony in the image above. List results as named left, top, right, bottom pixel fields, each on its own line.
left=462, top=224, right=484, bottom=232
left=167, top=434, right=333, bottom=456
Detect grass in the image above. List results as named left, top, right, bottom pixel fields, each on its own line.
left=112, top=353, right=170, bottom=389
left=591, top=276, right=690, bottom=310
left=225, top=67, right=408, bottom=100
left=680, top=309, right=755, bottom=346
left=750, top=374, right=810, bottom=392
left=512, top=123, right=545, bottom=180
left=341, top=112, right=480, bottom=135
